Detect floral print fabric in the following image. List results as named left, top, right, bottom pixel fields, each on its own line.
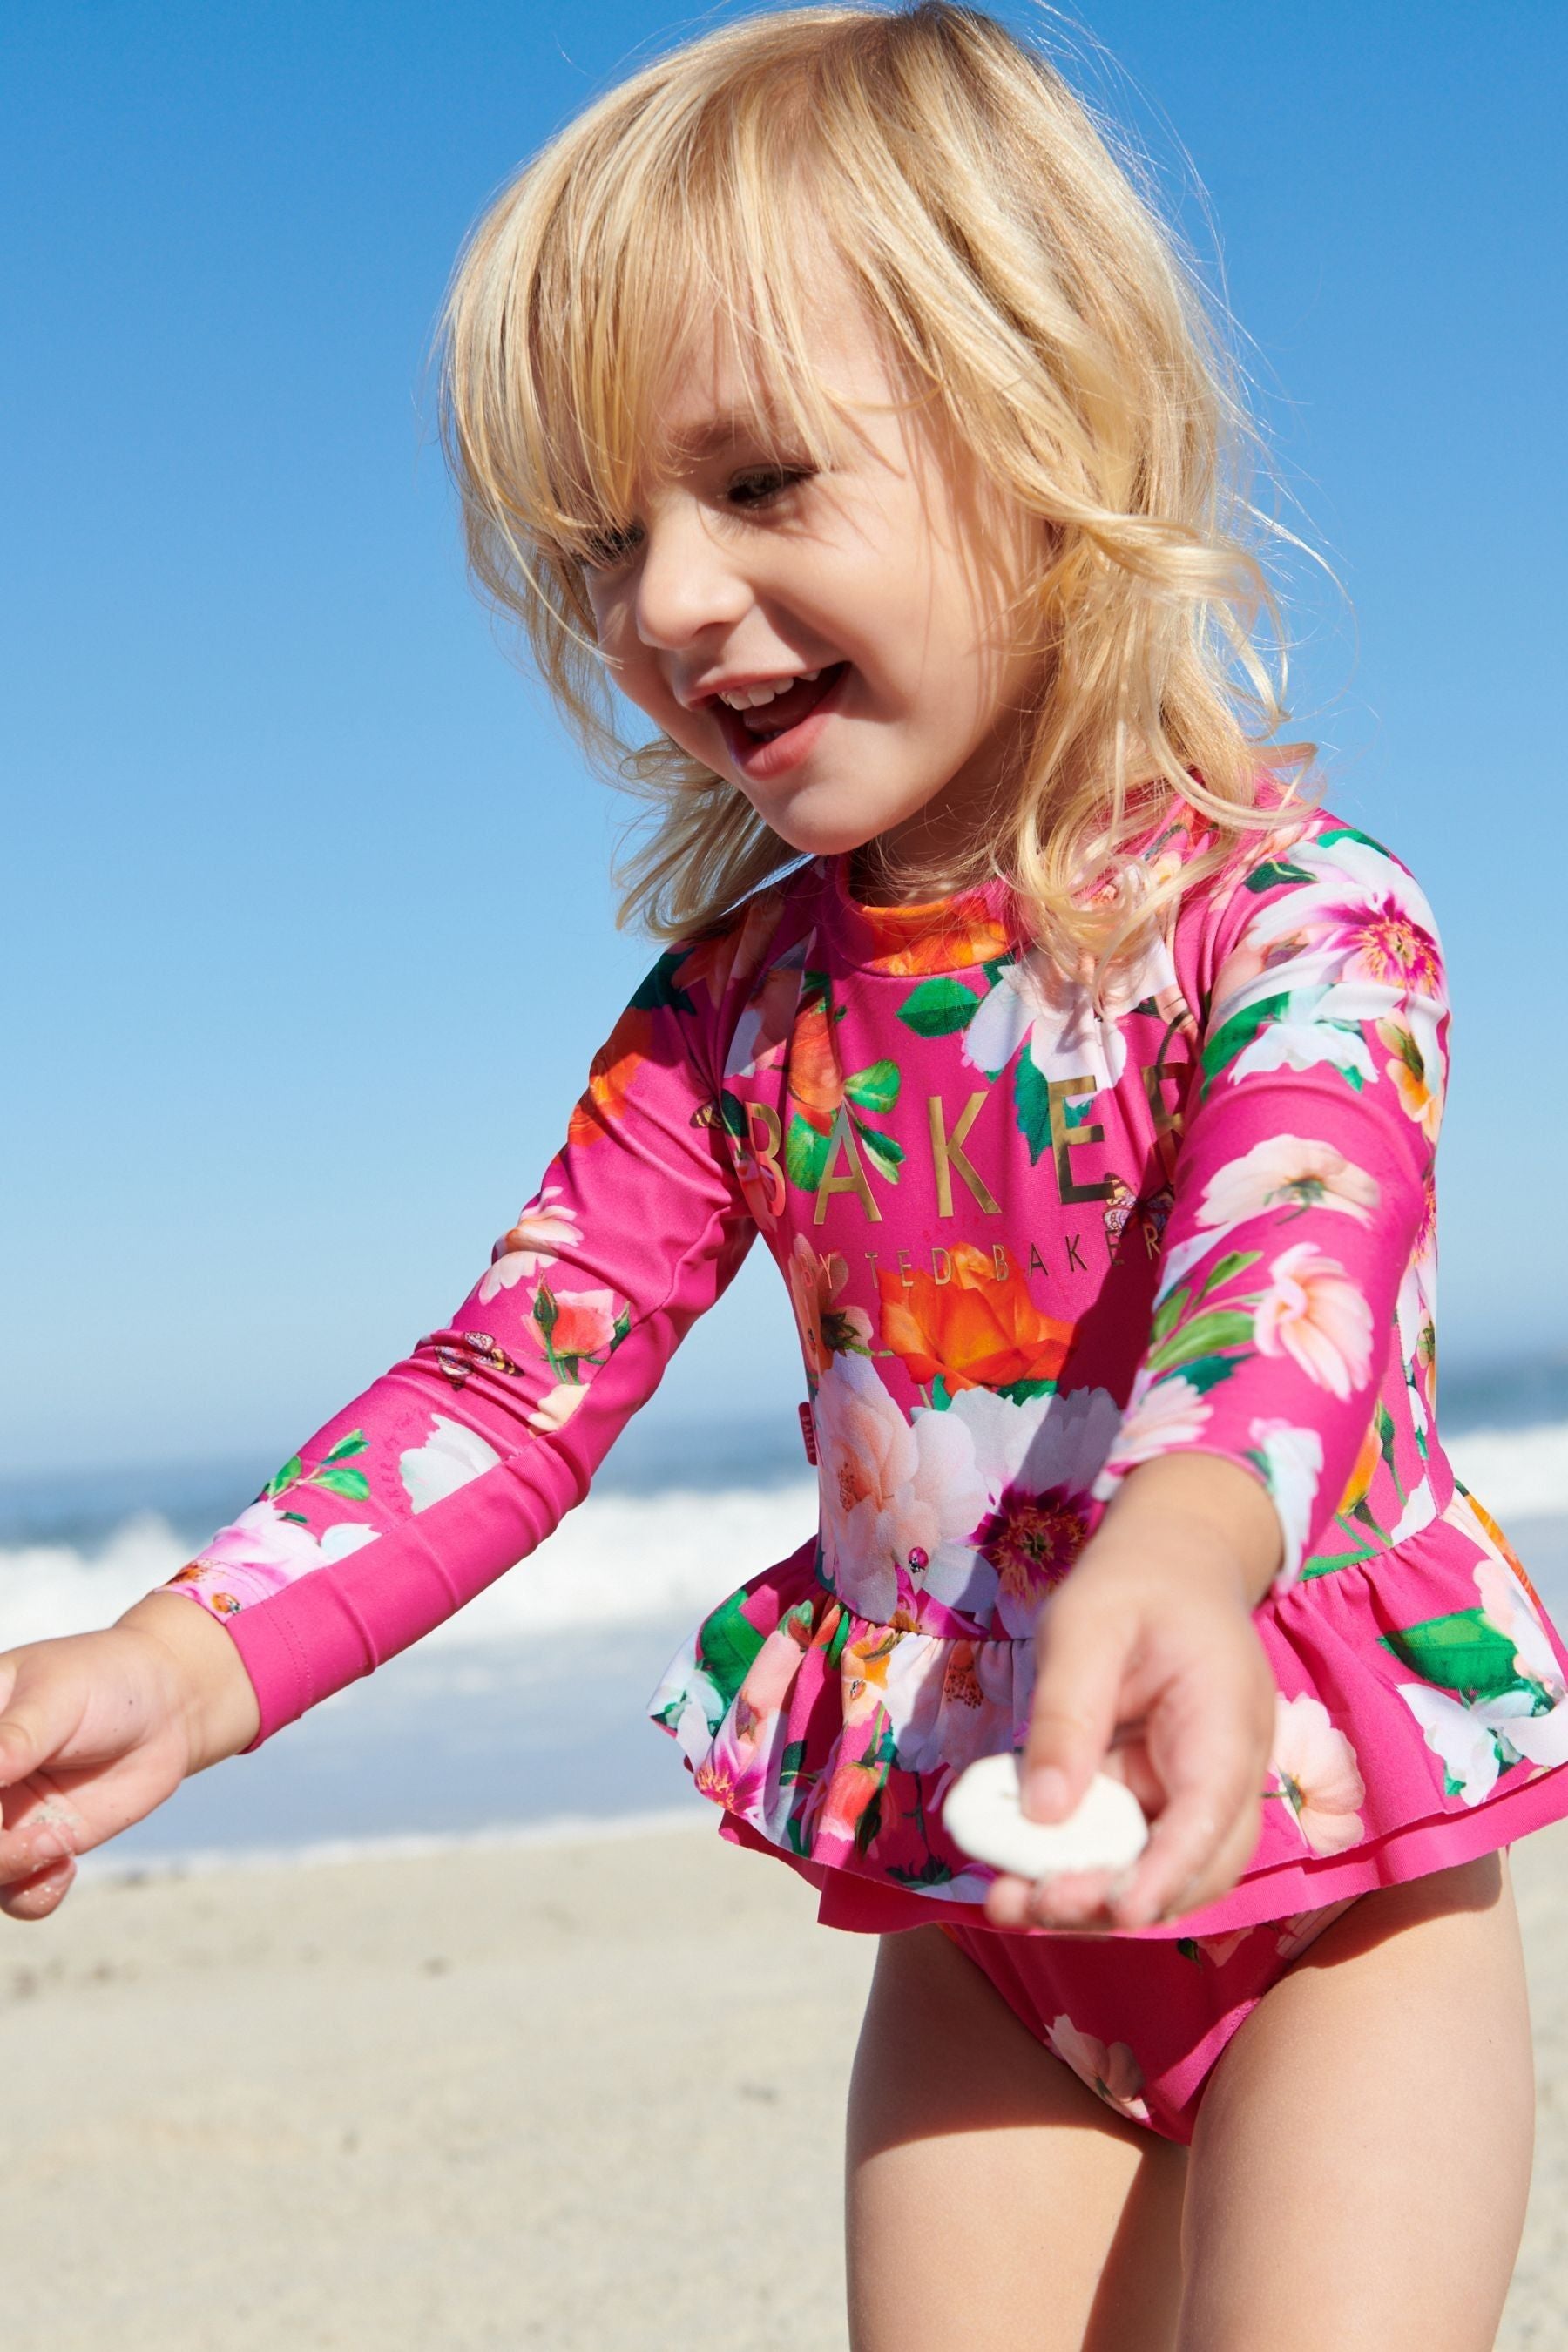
left=158, top=799, right=1568, bottom=1938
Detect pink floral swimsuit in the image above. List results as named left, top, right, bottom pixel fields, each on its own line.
left=162, top=799, right=1568, bottom=2143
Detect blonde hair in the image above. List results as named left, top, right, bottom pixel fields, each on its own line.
left=438, top=1, right=1315, bottom=968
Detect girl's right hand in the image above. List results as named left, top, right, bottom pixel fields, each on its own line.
left=0, top=1594, right=261, bottom=1923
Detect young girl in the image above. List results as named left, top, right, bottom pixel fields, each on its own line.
left=2, top=7, right=1559, bottom=2344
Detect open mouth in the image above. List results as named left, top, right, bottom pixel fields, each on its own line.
left=712, top=661, right=850, bottom=767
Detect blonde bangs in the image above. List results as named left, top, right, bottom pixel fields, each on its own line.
left=437, top=2, right=1317, bottom=971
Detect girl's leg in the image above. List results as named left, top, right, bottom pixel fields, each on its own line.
left=1179, top=1850, right=1534, bottom=2352
left=845, top=1925, right=1186, bottom=2352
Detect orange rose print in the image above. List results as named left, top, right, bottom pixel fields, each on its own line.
left=878, top=1243, right=1072, bottom=1391
left=785, top=992, right=844, bottom=1130
left=567, top=1005, right=654, bottom=1148
left=857, top=897, right=1011, bottom=977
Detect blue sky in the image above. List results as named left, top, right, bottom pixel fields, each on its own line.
left=4, top=0, right=1564, bottom=1478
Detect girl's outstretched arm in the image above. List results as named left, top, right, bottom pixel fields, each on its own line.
left=997, top=813, right=1447, bottom=1931
left=153, top=932, right=763, bottom=1747
left=0, top=916, right=770, bottom=1911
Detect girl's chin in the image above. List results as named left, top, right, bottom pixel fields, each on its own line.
left=735, top=777, right=933, bottom=860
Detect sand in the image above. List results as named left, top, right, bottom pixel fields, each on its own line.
left=3, top=1812, right=1566, bottom=2349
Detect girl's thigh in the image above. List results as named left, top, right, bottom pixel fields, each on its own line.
left=1181, top=1850, right=1535, bottom=2352
left=845, top=1924, right=1186, bottom=2352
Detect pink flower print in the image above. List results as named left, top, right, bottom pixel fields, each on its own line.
left=813, top=1352, right=985, bottom=1624
left=1269, top=1693, right=1366, bottom=1855
left=733, top=1613, right=813, bottom=1745
left=1376, top=1013, right=1444, bottom=1143
left=693, top=1728, right=768, bottom=1817
left=173, top=1499, right=377, bottom=1613
left=1092, top=1371, right=1212, bottom=1497
left=546, top=1288, right=618, bottom=1357
left=1241, top=833, right=1444, bottom=1012
left=1312, top=889, right=1442, bottom=997
left=526, top=1382, right=590, bottom=1436
left=787, top=1235, right=871, bottom=1378
left=1254, top=1243, right=1373, bottom=1401
left=1045, top=2015, right=1151, bottom=2123
left=1191, top=1928, right=1252, bottom=1968
left=1198, top=1137, right=1380, bottom=1229
left=480, top=1186, right=583, bottom=1303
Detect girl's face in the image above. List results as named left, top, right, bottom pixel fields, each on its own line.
left=580, top=266, right=1047, bottom=884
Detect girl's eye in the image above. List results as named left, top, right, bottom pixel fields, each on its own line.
left=580, top=521, right=644, bottom=573
left=726, top=465, right=814, bottom=510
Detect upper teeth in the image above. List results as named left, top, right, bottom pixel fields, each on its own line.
left=716, top=669, right=821, bottom=710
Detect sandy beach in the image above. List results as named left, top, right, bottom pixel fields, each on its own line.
left=5, top=1812, right=1566, bottom=2349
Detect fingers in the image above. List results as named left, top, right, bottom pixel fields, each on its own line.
left=1020, top=1589, right=1132, bottom=1825
left=0, top=1655, right=79, bottom=1795
left=1105, top=1683, right=1269, bottom=1931
left=0, top=1851, right=78, bottom=1923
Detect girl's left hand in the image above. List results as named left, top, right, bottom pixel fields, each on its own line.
left=983, top=1456, right=1281, bottom=1936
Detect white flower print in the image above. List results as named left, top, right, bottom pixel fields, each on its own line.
left=1227, top=986, right=1379, bottom=1088
left=1396, top=1684, right=1568, bottom=1806
left=962, top=931, right=1174, bottom=1091
left=1198, top=1137, right=1380, bottom=1230
left=813, top=1351, right=987, bottom=1624
left=881, top=1632, right=1018, bottom=1774
left=1474, top=1558, right=1565, bottom=1699
left=1248, top=1418, right=1324, bottom=1586
left=478, top=1185, right=583, bottom=1303
left=399, top=1415, right=502, bottom=1514
left=920, top=1384, right=1123, bottom=1633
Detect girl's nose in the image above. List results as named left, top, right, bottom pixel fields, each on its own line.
left=632, top=504, right=750, bottom=651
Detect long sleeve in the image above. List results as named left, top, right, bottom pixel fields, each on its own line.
left=156, top=930, right=764, bottom=1747
left=1092, top=814, right=1449, bottom=1592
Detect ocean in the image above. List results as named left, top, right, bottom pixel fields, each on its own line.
left=3, top=1370, right=1567, bottom=1878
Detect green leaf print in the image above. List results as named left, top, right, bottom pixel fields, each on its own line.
left=717, top=1090, right=750, bottom=1140
left=1177, top=1354, right=1244, bottom=1395
left=1140, top=1308, right=1255, bottom=1377
left=1149, top=1285, right=1191, bottom=1347
left=784, top=1113, right=832, bottom=1193
left=314, top=1465, right=371, bottom=1502
left=855, top=1121, right=905, bottom=1185
left=1196, top=1250, right=1262, bottom=1302
left=995, top=1376, right=1058, bottom=1405
left=1014, top=1048, right=1052, bottom=1166
left=629, top=950, right=698, bottom=1018
left=844, top=1058, right=901, bottom=1113
left=896, top=976, right=983, bottom=1037
left=322, top=1432, right=369, bottom=1464
left=889, top=1855, right=957, bottom=1888
left=1200, top=992, right=1293, bottom=1089
left=1315, top=823, right=1392, bottom=858
left=1379, top=1607, right=1529, bottom=1702
left=1240, top=858, right=1317, bottom=894
left=695, top=1591, right=767, bottom=1709
left=611, top=1308, right=632, bottom=1351
left=265, top=1455, right=303, bottom=1500
left=779, top=1740, right=809, bottom=1784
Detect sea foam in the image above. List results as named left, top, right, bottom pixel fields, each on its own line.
left=3, top=1421, right=1567, bottom=1658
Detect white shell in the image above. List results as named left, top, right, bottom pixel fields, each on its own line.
left=943, top=1752, right=1149, bottom=1879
